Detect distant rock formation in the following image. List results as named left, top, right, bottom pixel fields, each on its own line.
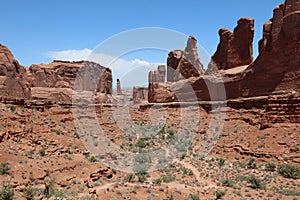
left=166, top=36, right=204, bottom=82
left=0, top=45, right=113, bottom=103
left=209, top=18, right=254, bottom=71
left=133, top=87, right=148, bottom=104
left=117, top=78, right=122, bottom=95
left=28, top=60, right=112, bottom=102
left=149, top=65, right=166, bottom=83
left=0, top=44, right=30, bottom=98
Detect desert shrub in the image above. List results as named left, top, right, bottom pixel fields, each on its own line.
left=23, top=186, right=36, bottom=200
left=265, top=163, right=276, bottom=172
left=89, top=156, right=97, bottom=163
left=162, top=175, right=175, bottom=183
left=221, top=178, right=234, bottom=187
left=152, top=178, right=162, bottom=185
left=247, top=175, right=265, bottom=189
left=278, top=164, right=300, bottom=179
left=0, top=184, right=14, bottom=200
left=39, top=148, right=46, bottom=157
left=124, top=173, right=135, bottom=183
left=247, top=157, right=257, bottom=169
left=0, top=163, right=10, bottom=175
left=189, top=194, right=200, bottom=200
left=218, top=158, right=225, bottom=167
left=216, top=189, right=226, bottom=199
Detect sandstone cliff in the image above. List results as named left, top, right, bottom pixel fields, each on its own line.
left=0, top=44, right=30, bottom=98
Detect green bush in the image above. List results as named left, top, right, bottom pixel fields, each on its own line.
left=189, top=194, right=200, bottom=200
left=0, top=163, right=10, bottom=175
left=23, top=186, right=36, bottom=200
left=0, top=184, right=14, bottom=200
left=162, top=175, right=175, bottom=183
left=218, top=158, right=225, bottom=167
left=221, top=178, right=234, bottom=187
left=247, top=175, right=265, bottom=189
left=278, top=164, right=300, bottom=179
left=265, top=163, right=276, bottom=172
left=247, top=157, right=257, bottom=169
left=124, top=173, right=135, bottom=183
left=39, top=148, right=46, bottom=157
left=216, top=189, right=226, bottom=199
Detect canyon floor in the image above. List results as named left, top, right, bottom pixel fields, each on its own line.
left=0, top=92, right=299, bottom=200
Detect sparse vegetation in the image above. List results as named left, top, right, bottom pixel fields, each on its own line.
left=216, top=189, right=226, bottom=199
left=247, top=157, right=257, bottom=169
left=23, top=186, right=36, bottom=200
left=265, top=162, right=276, bottom=172
left=0, top=184, right=14, bottom=200
left=247, top=175, right=265, bottom=189
left=278, top=164, right=300, bottom=179
left=0, top=163, right=10, bottom=175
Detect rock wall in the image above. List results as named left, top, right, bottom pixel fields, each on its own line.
left=0, top=44, right=30, bottom=98
left=209, top=18, right=254, bottom=71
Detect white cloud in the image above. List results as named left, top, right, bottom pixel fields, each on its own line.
left=131, top=59, right=150, bottom=66
left=47, top=49, right=163, bottom=88
left=48, top=48, right=92, bottom=61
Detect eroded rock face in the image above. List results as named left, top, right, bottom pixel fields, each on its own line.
left=210, top=18, right=254, bottom=70
left=0, top=44, right=30, bottom=98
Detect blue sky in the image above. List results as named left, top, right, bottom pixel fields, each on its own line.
left=1, top=0, right=283, bottom=69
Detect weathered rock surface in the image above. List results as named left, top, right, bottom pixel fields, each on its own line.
left=0, top=44, right=30, bottom=98
left=209, top=18, right=254, bottom=71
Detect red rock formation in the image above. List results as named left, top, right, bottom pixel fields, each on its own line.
left=149, top=65, right=166, bottom=83
left=28, top=60, right=112, bottom=102
left=210, top=18, right=254, bottom=70
left=166, top=50, right=200, bottom=82
left=133, top=87, right=148, bottom=104
left=116, top=78, right=122, bottom=95
left=0, top=44, right=30, bottom=98
left=166, top=36, right=204, bottom=82
left=184, top=36, right=205, bottom=75
left=149, top=0, right=300, bottom=103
